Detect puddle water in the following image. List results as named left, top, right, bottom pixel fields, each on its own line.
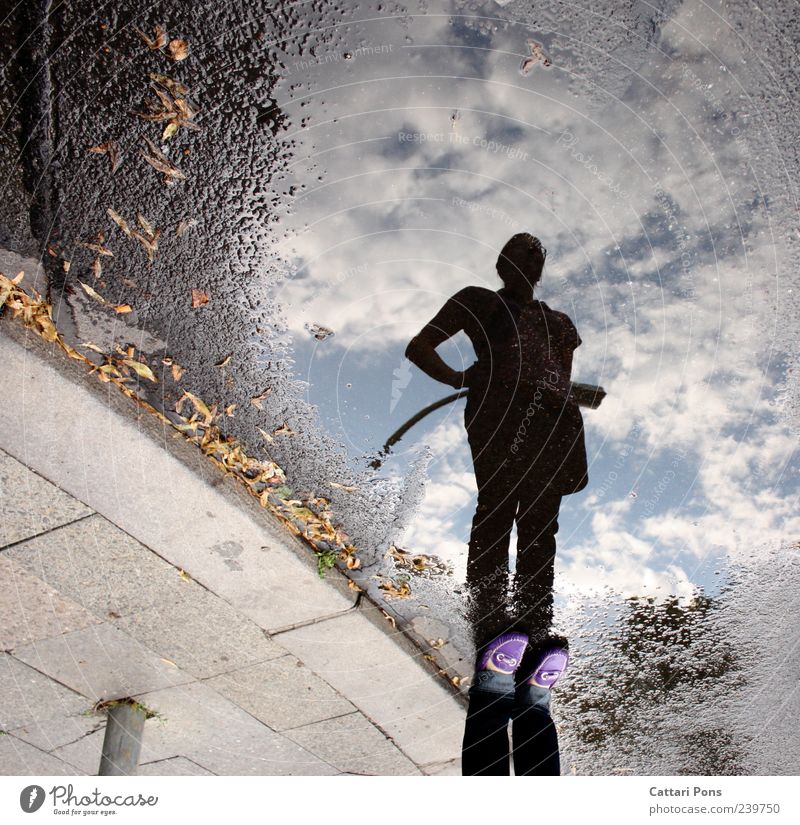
left=4, top=0, right=798, bottom=773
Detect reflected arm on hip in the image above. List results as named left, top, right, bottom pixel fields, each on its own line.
left=405, top=288, right=474, bottom=390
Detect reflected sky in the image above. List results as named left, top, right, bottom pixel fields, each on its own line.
left=270, top=0, right=799, bottom=609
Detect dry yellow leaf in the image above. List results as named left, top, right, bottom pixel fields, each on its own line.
left=183, top=391, right=213, bottom=423
left=149, top=72, right=189, bottom=96
left=215, top=354, right=232, bottom=368
left=114, top=304, right=133, bottom=314
left=328, top=481, right=357, bottom=492
left=176, top=218, right=197, bottom=237
left=136, top=25, right=167, bottom=50
left=88, top=140, right=121, bottom=173
left=168, top=38, right=189, bottom=60
left=136, top=213, right=157, bottom=239
left=79, top=241, right=113, bottom=257
left=107, top=207, right=132, bottom=236
left=171, top=362, right=184, bottom=381
left=79, top=281, right=108, bottom=304
left=122, top=359, right=157, bottom=382
left=191, top=288, right=209, bottom=308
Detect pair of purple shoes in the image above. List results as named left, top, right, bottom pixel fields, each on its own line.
left=477, top=632, right=568, bottom=688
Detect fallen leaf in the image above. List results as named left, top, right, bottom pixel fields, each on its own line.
left=257, top=427, right=273, bottom=443
left=88, top=140, right=121, bottom=173
left=224, top=403, right=236, bottom=416
left=140, top=136, right=187, bottom=184
left=122, top=359, right=157, bottom=382
left=136, top=213, right=157, bottom=239
left=182, top=391, right=213, bottom=424
left=328, top=481, right=357, bottom=492
left=80, top=341, right=105, bottom=353
left=79, top=240, right=113, bottom=257
left=176, top=218, right=197, bottom=236
left=114, top=303, right=133, bottom=314
left=79, top=281, right=108, bottom=305
left=135, top=24, right=167, bottom=50
left=168, top=38, right=189, bottom=61
left=191, top=288, right=209, bottom=308
left=171, top=362, right=184, bottom=381
left=133, top=229, right=160, bottom=262
left=380, top=609, right=397, bottom=628
left=215, top=354, right=232, bottom=368
left=149, top=72, right=189, bottom=96
left=273, top=422, right=293, bottom=436
left=178, top=568, right=192, bottom=582
left=250, top=388, right=272, bottom=409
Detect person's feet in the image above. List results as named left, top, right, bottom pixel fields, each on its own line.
left=522, top=645, right=569, bottom=688
left=477, top=632, right=529, bottom=675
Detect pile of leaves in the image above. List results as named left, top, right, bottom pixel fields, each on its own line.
left=0, top=271, right=361, bottom=580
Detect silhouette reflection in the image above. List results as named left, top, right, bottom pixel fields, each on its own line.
left=405, top=233, right=589, bottom=775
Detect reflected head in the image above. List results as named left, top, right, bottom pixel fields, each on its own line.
left=496, top=232, right=547, bottom=287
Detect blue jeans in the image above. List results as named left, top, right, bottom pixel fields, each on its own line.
left=461, top=671, right=560, bottom=776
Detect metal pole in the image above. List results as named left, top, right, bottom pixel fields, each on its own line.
left=98, top=701, right=146, bottom=776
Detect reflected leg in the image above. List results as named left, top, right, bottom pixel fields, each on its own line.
left=511, top=488, right=562, bottom=641
left=466, top=430, right=521, bottom=648
left=461, top=673, right=515, bottom=776
left=511, top=684, right=560, bottom=776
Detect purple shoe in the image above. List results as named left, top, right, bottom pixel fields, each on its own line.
left=524, top=646, right=569, bottom=688
left=477, top=632, right=529, bottom=675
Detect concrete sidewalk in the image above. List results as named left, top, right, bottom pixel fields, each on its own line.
left=0, top=317, right=463, bottom=776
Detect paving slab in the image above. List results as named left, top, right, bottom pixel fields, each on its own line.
left=48, top=727, right=107, bottom=775
left=11, top=712, right=104, bottom=755
left=5, top=514, right=287, bottom=678
left=0, top=654, right=89, bottom=732
left=0, top=555, right=101, bottom=650
left=0, top=733, right=82, bottom=776
left=131, top=680, right=338, bottom=776
left=113, top=596, right=286, bottom=680
left=3, top=514, right=190, bottom=620
left=275, top=605, right=465, bottom=767
left=284, top=711, right=420, bottom=775
left=204, top=654, right=356, bottom=731
left=138, top=756, right=215, bottom=776
left=11, top=623, right=195, bottom=702
left=0, top=450, right=92, bottom=548
left=0, top=331, right=356, bottom=632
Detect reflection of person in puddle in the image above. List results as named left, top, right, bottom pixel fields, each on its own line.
left=405, top=233, right=588, bottom=775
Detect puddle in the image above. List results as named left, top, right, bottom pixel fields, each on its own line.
left=3, top=0, right=798, bottom=773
